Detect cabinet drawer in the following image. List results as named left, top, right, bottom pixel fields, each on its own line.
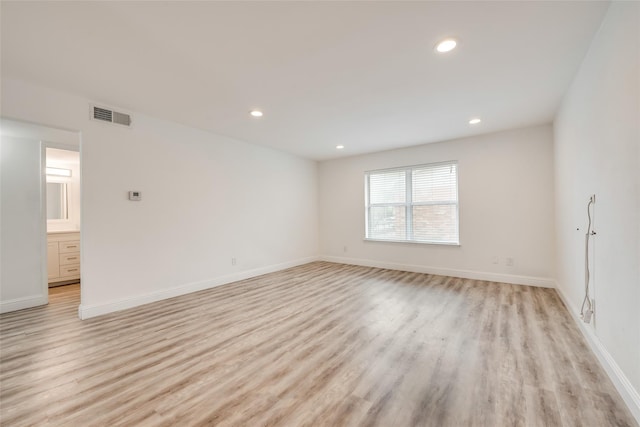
left=59, top=253, right=80, bottom=266
left=59, top=264, right=80, bottom=278
left=59, top=241, right=80, bottom=253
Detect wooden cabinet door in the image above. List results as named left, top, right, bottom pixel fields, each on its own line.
left=47, top=242, right=60, bottom=280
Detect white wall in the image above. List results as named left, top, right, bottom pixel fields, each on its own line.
left=554, top=0, right=640, bottom=415
left=1, top=78, right=319, bottom=317
left=319, top=125, right=555, bottom=286
left=0, top=135, right=47, bottom=312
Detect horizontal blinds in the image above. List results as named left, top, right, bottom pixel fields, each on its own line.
left=366, top=162, right=458, bottom=244
left=368, top=170, right=406, bottom=204
left=412, top=163, right=457, bottom=204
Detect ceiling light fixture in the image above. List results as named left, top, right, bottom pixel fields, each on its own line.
left=336, top=145, right=344, bottom=150
left=469, top=118, right=482, bottom=125
left=249, top=110, right=263, bottom=118
left=435, top=38, right=458, bottom=53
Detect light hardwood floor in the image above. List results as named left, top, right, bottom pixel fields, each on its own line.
left=0, top=262, right=636, bottom=426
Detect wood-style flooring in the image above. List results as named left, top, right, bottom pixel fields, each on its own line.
left=0, top=262, right=636, bottom=426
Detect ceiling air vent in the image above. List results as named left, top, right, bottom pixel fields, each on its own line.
left=92, top=105, right=131, bottom=127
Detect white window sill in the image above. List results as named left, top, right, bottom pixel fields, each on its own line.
left=364, top=238, right=460, bottom=247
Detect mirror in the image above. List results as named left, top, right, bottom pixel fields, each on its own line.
left=47, top=182, right=68, bottom=220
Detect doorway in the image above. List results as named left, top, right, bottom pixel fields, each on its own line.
left=45, top=147, right=81, bottom=293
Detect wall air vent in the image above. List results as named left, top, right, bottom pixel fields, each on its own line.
left=91, top=105, right=132, bottom=127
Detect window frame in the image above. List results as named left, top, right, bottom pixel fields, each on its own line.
left=364, top=161, right=460, bottom=246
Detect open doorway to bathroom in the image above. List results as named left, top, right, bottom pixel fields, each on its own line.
left=45, top=147, right=81, bottom=293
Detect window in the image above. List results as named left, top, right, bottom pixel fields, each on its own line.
left=365, top=161, right=459, bottom=245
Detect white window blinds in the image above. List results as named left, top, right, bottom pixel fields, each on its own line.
left=365, top=161, right=459, bottom=245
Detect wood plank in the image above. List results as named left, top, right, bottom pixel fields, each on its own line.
left=0, top=262, right=636, bottom=426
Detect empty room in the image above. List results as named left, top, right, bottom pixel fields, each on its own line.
left=1, top=1, right=638, bottom=426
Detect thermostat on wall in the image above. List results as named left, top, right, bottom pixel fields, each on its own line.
left=128, top=191, right=142, bottom=201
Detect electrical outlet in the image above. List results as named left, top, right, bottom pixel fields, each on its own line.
left=590, top=194, right=596, bottom=203
left=343, top=246, right=348, bottom=253
left=231, top=258, right=236, bottom=266
left=491, top=256, right=499, bottom=265
left=505, top=257, right=514, bottom=267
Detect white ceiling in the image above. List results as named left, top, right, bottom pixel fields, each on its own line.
left=1, top=1, right=609, bottom=160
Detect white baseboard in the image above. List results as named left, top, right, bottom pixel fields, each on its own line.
left=78, top=256, right=319, bottom=320
left=0, top=294, right=47, bottom=314
left=555, top=285, right=640, bottom=424
left=320, top=255, right=555, bottom=288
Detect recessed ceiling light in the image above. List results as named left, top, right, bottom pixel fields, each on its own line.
left=435, top=38, right=457, bottom=53
left=249, top=110, right=263, bottom=118
left=469, top=118, right=482, bottom=125
left=336, top=145, right=344, bottom=150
